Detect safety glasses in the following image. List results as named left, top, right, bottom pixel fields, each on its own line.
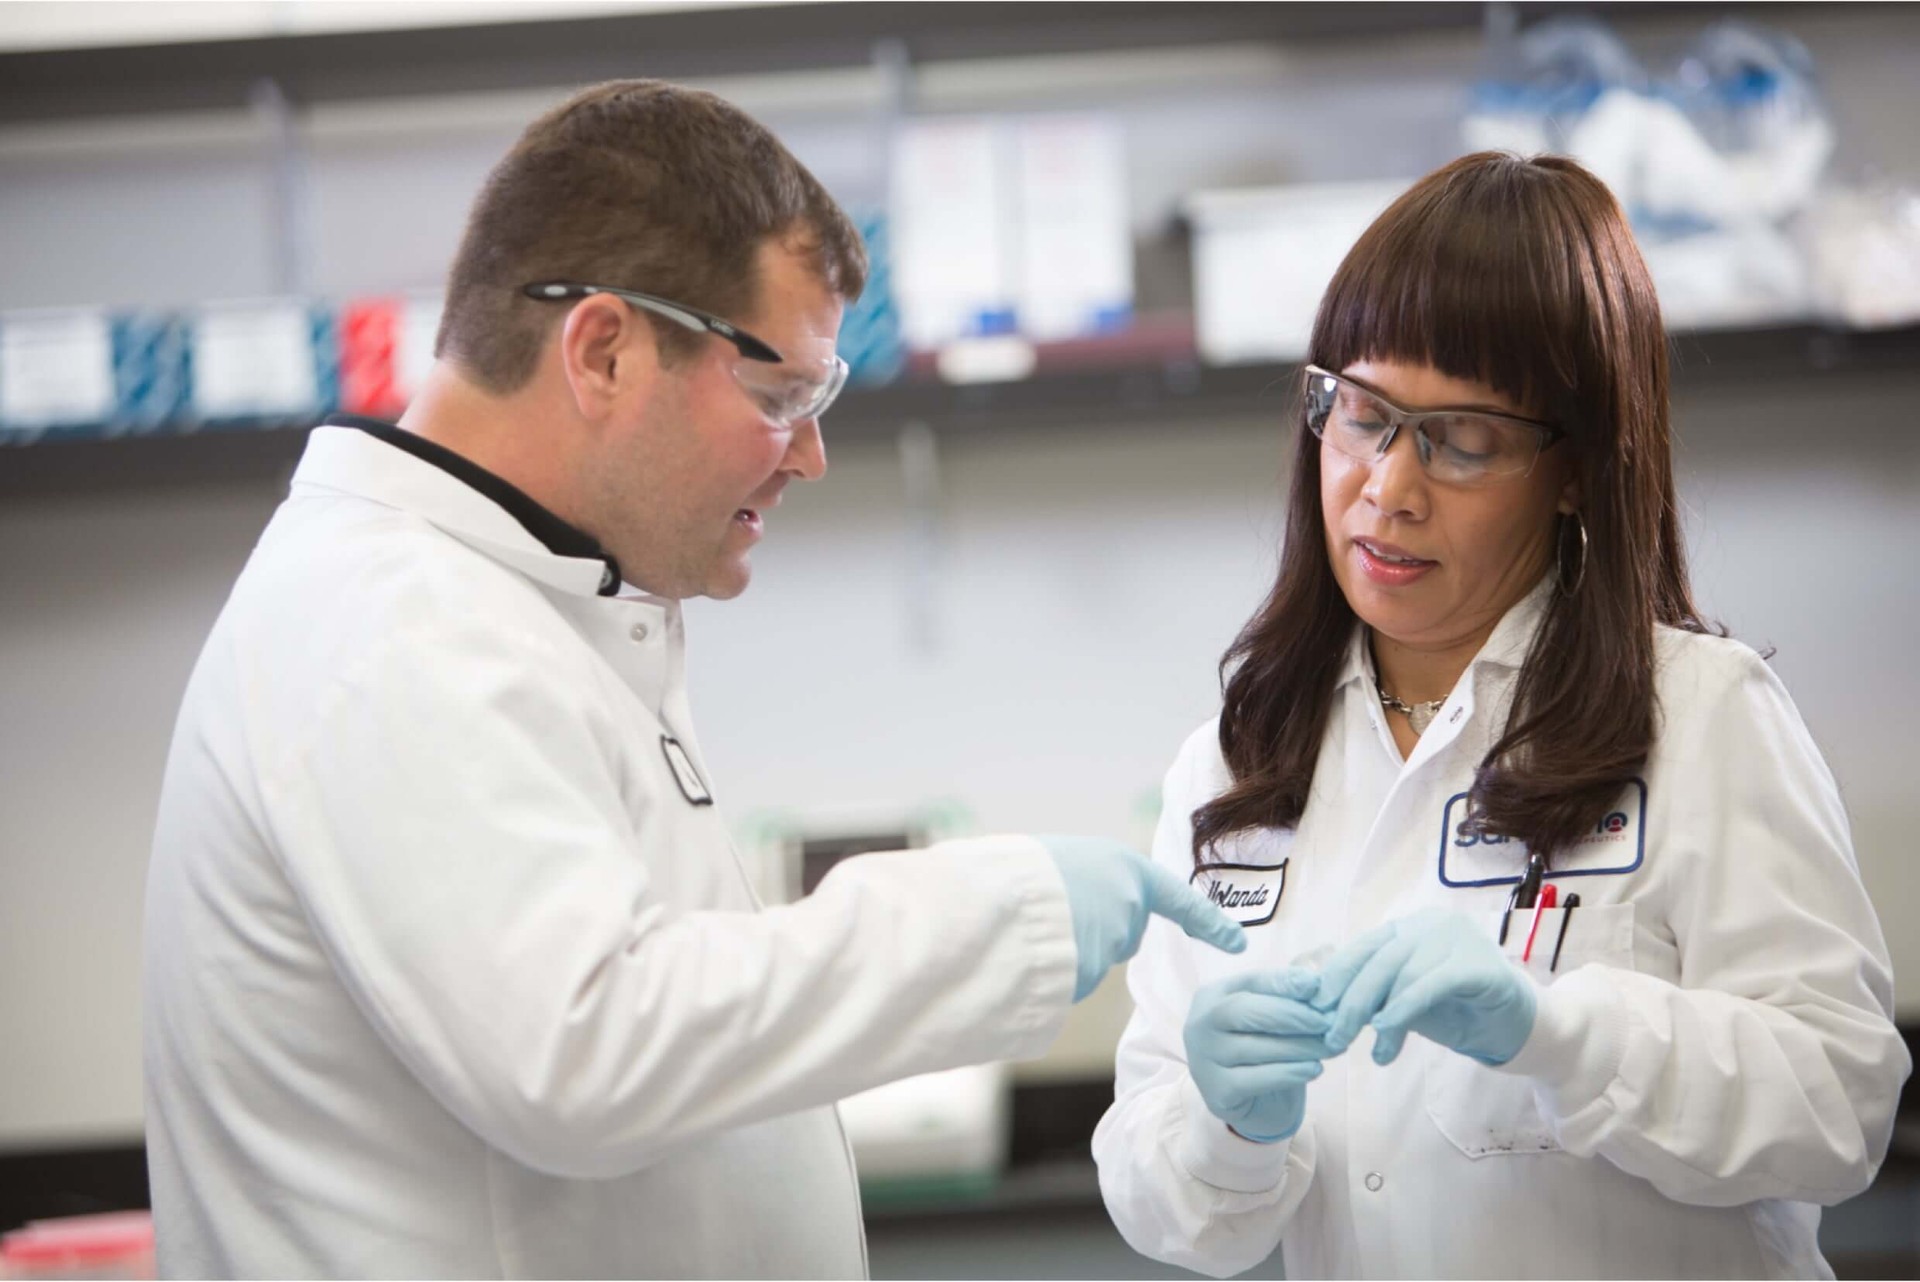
left=1302, top=364, right=1564, bottom=487
left=521, top=281, right=849, bottom=428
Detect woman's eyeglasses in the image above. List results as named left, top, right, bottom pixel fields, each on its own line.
left=1302, top=365, right=1563, bottom=487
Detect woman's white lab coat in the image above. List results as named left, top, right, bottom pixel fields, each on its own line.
left=1094, top=582, right=1909, bottom=1279
left=143, top=425, right=1076, bottom=1278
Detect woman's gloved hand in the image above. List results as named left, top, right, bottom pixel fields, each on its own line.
left=1312, top=908, right=1537, bottom=1066
left=1040, top=837, right=1247, bottom=1002
left=1183, top=969, right=1332, bottom=1142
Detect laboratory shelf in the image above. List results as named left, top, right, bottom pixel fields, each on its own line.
left=3, top=320, right=1917, bottom=496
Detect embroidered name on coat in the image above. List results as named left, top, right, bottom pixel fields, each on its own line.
left=1189, top=859, right=1287, bottom=926
left=660, top=736, right=714, bottom=806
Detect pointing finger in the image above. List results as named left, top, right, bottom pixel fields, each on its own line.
left=1145, top=862, right=1248, bottom=955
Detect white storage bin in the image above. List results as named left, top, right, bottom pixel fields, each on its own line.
left=1187, top=180, right=1409, bottom=365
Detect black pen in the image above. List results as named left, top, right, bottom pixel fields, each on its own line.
left=1550, top=892, right=1582, bottom=972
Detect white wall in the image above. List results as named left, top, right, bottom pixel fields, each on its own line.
left=0, top=477, right=287, bottom=1148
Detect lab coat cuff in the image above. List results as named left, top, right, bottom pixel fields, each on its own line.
left=1173, top=1074, right=1293, bottom=1194
left=960, top=834, right=1078, bottom=1052
left=1492, top=968, right=1629, bottom=1119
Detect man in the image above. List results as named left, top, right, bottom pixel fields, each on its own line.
left=143, top=80, right=1242, bottom=1278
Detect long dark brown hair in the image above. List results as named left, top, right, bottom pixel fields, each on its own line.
left=1193, top=152, right=1713, bottom=868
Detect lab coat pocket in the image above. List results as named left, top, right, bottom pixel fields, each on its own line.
left=1422, top=902, right=1636, bottom=1159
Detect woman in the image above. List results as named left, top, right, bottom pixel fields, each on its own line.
left=1093, top=152, right=1909, bottom=1279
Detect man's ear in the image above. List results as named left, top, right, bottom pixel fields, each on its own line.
left=557, top=294, right=660, bottom=421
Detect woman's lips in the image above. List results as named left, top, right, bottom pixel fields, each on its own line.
left=1353, top=536, right=1436, bottom=586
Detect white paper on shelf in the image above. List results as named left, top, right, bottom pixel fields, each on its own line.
left=890, top=117, right=1018, bottom=349
left=1014, top=114, right=1134, bottom=342
left=0, top=308, right=114, bottom=429
left=1187, top=180, right=1409, bottom=365
left=190, top=299, right=319, bottom=419
left=397, top=292, right=445, bottom=404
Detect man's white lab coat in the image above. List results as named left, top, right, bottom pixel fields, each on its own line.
left=1094, top=581, right=1909, bottom=1279
left=143, top=424, right=1076, bottom=1278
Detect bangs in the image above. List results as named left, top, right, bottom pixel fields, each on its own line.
left=1308, top=154, right=1594, bottom=426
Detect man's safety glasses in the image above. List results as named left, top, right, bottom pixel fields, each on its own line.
left=1302, top=364, right=1563, bottom=487
left=521, top=281, right=849, bottom=428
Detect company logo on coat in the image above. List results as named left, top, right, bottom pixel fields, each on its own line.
left=1189, top=859, right=1287, bottom=926
left=1437, top=778, right=1647, bottom=887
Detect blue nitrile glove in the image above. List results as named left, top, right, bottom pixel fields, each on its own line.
left=1312, top=908, right=1537, bottom=1066
left=1041, top=837, right=1247, bottom=1002
left=1184, top=969, right=1332, bottom=1142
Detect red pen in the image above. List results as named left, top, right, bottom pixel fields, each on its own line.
left=1522, top=883, right=1559, bottom=963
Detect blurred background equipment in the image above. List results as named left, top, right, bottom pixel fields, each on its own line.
left=1463, top=14, right=1839, bottom=328
left=749, top=808, right=1016, bottom=1210
left=0, top=1211, right=152, bottom=1281
left=1, top=3, right=1916, bottom=1278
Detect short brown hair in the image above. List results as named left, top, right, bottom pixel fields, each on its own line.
left=1195, top=152, right=1716, bottom=868
left=436, top=79, right=867, bottom=392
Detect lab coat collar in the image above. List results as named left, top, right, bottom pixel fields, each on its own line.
left=1336, top=574, right=1557, bottom=693
left=293, top=420, right=623, bottom=599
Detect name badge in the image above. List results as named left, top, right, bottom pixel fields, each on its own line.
left=1189, top=860, right=1287, bottom=926
left=660, top=736, right=714, bottom=807
left=1438, top=779, right=1646, bottom=888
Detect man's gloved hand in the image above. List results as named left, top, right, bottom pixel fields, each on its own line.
left=1040, top=837, right=1247, bottom=1002
left=1184, top=969, right=1331, bottom=1143
left=1312, top=908, right=1537, bottom=1066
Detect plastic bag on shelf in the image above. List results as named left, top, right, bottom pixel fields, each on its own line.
left=1639, top=220, right=1810, bottom=331
left=1803, top=182, right=1920, bottom=330
left=1670, top=21, right=1835, bottom=224
left=1463, top=18, right=1651, bottom=199
left=1463, top=15, right=1837, bottom=331
left=837, top=209, right=906, bottom=387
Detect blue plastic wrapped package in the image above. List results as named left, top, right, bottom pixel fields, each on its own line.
left=1463, top=18, right=1649, bottom=169
left=838, top=209, right=906, bottom=387
left=111, top=312, right=193, bottom=436
left=1672, top=21, right=1834, bottom=222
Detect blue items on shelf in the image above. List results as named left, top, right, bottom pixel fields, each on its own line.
left=839, top=209, right=906, bottom=388
left=112, top=313, right=193, bottom=436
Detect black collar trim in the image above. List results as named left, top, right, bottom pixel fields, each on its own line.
left=324, top=415, right=621, bottom=596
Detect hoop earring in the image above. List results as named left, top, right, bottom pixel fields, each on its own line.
left=1558, top=511, right=1588, bottom=596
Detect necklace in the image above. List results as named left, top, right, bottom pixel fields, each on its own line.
left=1377, top=683, right=1445, bottom=735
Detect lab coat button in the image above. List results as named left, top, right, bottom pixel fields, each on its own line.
left=1365, top=1172, right=1384, bottom=1192
left=629, top=622, right=650, bottom=643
